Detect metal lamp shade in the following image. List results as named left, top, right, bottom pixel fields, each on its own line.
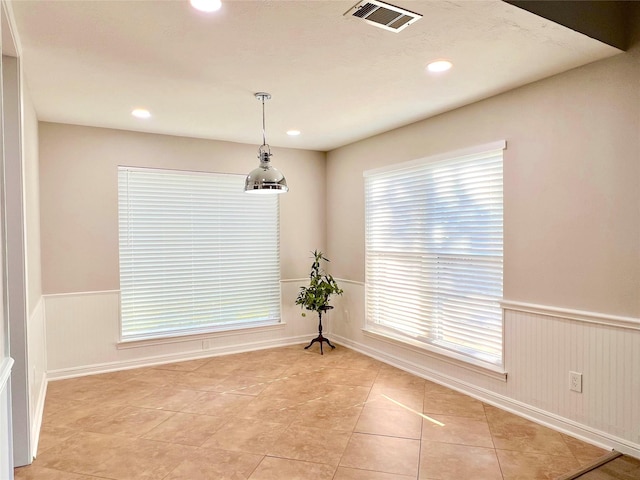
left=244, top=147, right=288, bottom=194
left=244, top=165, right=288, bottom=194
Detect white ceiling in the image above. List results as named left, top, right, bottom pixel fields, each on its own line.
left=9, top=0, right=620, bottom=152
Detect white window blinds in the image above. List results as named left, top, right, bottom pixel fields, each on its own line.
left=364, top=142, right=504, bottom=368
left=118, top=167, right=281, bottom=341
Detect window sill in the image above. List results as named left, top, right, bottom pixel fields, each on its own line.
left=117, top=321, right=286, bottom=350
left=362, top=327, right=507, bottom=382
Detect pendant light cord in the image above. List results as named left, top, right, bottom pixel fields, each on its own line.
left=254, top=92, right=272, bottom=159
left=261, top=96, right=267, bottom=147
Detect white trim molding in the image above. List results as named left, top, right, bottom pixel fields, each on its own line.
left=30, top=375, right=47, bottom=459
left=361, top=328, right=507, bottom=381
left=117, top=321, right=288, bottom=349
left=0, top=357, right=14, bottom=393
left=0, top=357, right=15, bottom=479
left=364, top=140, right=506, bottom=177
left=43, top=290, right=121, bottom=299
left=501, top=300, right=640, bottom=331
left=48, top=334, right=312, bottom=381
left=333, top=278, right=365, bottom=287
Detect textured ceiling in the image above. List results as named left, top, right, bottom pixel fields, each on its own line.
left=9, top=0, right=621, bottom=151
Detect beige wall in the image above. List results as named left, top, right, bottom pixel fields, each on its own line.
left=327, top=43, right=640, bottom=318
left=326, top=33, right=640, bottom=453
left=39, top=124, right=326, bottom=293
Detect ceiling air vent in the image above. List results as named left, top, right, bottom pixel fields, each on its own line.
left=345, top=0, right=422, bottom=33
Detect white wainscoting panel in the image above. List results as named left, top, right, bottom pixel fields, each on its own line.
left=28, top=297, right=47, bottom=458
left=330, top=280, right=640, bottom=457
left=45, top=281, right=319, bottom=379
left=0, top=357, right=15, bottom=479
left=502, top=306, right=640, bottom=448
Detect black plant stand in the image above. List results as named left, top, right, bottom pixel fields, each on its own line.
left=304, top=306, right=335, bottom=355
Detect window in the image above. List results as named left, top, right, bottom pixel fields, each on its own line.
left=364, top=141, right=505, bottom=369
left=118, top=167, right=281, bottom=341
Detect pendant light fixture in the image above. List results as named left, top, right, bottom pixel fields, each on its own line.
left=244, top=92, right=288, bottom=194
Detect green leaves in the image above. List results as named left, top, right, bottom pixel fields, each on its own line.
left=295, top=250, right=343, bottom=314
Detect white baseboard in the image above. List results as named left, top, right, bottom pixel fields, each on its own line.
left=31, top=373, right=47, bottom=459
left=47, top=334, right=311, bottom=380
left=332, top=334, right=640, bottom=458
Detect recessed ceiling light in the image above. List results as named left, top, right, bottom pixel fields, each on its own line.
left=190, top=0, right=222, bottom=13
left=131, top=108, right=151, bottom=119
left=286, top=130, right=301, bottom=136
left=427, top=60, right=453, bottom=73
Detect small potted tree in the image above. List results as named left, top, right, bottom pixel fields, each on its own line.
left=296, top=250, right=343, bottom=354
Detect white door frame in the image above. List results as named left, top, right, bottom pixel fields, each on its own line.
left=1, top=1, right=31, bottom=467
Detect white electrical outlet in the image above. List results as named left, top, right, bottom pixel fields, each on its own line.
left=569, top=371, right=582, bottom=393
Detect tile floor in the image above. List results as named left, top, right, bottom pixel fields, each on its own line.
left=15, top=344, right=608, bottom=480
